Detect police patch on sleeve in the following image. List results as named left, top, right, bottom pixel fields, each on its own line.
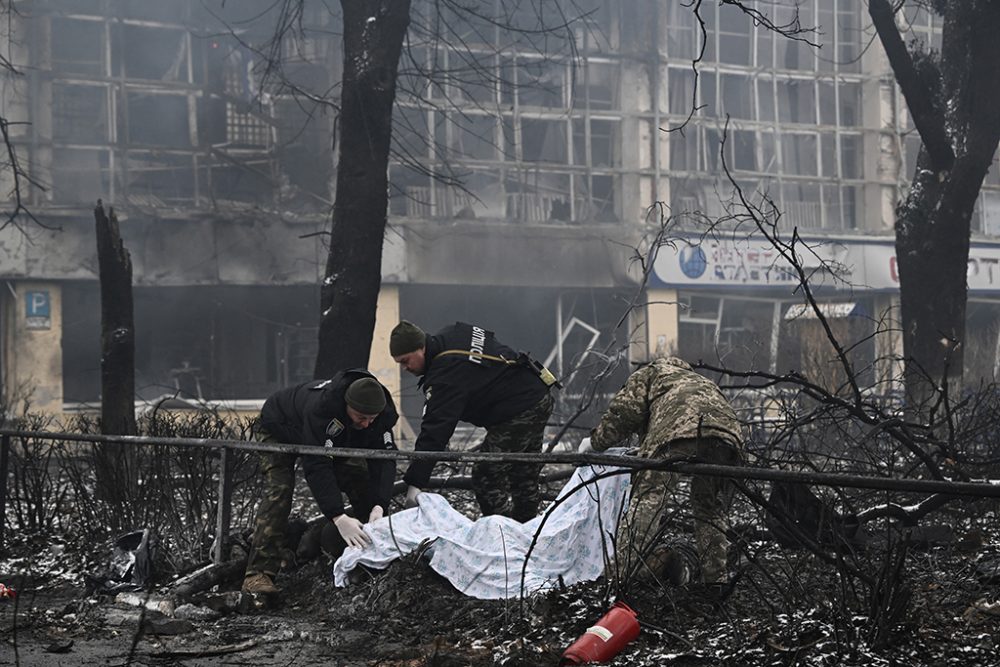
left=383, top=431, right=394, bottom=448
left=422, top=387, right=432, bottom=417
left=325, top=418, right=344, bottom=445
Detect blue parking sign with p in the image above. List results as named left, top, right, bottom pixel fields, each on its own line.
left=26, top=291, right=50, bottom=319
left=25, top=290, right=52, bottom=329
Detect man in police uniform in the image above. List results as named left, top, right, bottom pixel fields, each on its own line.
left=588, top=356, right=743, bottom=584
left=242, top=370, right=398, bottom=595
left=390, top=320, right=555, bottom=522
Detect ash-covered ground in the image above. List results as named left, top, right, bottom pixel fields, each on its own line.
left=3, top=486, right=999, bottom=666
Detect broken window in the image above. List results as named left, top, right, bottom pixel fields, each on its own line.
left=678, top=294, right=721, bottom=362
left=782, top=133, right=818, bottom=176
left=274, top=98, right=333, bottom=201
left=720, top=74, right=752, bottom=120
left=440, top=2, right=495, bottom=47
left=397, top=46, right=431, bottom=103
left=438, top=170, right=505, bottom=219
left=758, top=131, right=778, bottom=173
left=837, top=3, right=863, bottom=72
left=979, top=191, right=1000, bottom=236
left=781, top=181, right=822, bottom=229
left=574, top=2, right=616, bottom=53
left=53, top=83, right=108, bottom=144
left=204, top=157, right=273, bottom=206
left=125, top=92, right=190, bottom=147
left=125, top=152, right=197, bottom=206
left=842, top=185, right=859, bottom=228
left=51, top=148, right=110, bottom=206
left=775, top=3, right=814, bottom=70
left=522, top=118, right=568, bottom=163
left=838, top=82, right=862, bottom=126
left=667, top=68, right=695, bottom=116
left=518, top=59, right=568, bottom=109
left=822, top=184, right=855, bottom=229
left=51, top=17, right=105, bottom=76
left=679, top=294, right=781, bottom=374
left=821, top=133, right=837, bottom=177
left=668, top=126, right=698, bottom=172
left=118, top=24, right=188, bottom=81
left=700, top=71, right=717, bottom=117
left=905, top=5, right=944, bottom=54
left=453, top=114, right=498, bottom=161
left=591, top=120, right=618, bottom=168
left=777, top=78, right=815, bottom=124
left=507, top=172, right=570, bottom=223
left=389, top=164, right=431, bottom=218
left=718, top=5, right=751, bottom=65
left=718, top=299, right=775, bottom=370
left=757, top=21, right=774, bottom=69
left=757, top=78, right=776, bottom=122
left=618, top=0, right=653, bottom=52
left=840, top=133, right=862, bottom=179
left=394, top=106, right=431, bottom=160
left=818, top=81, right=836, bottom=125
left=665, top=2, right=697, bottom=60
left=499, top=55, right=517, bottom=106
left=580, top=61, right=619, bottom=110
left=964, top=301, right=1000, bottom=383
left=697, top=1, right=718, bottom=63
left=574, top=174, right=617, bottom=223
left=64, top=278, right=321, bottom=406
left=727, top=130, right=757, bottom=172
left=132, top=286, right=319, bottom=402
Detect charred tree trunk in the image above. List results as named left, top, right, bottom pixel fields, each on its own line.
left=870, top=0, right=1000, bottom=412
left=314, top=1, right=411, bottom=378
left=94, top=200, right=137, bottom=506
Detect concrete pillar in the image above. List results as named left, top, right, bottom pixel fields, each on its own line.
left=643, top=287, right=679, bottom=361
left=368, top=283, right=403, bottom=437
left=873, top=293, right=904, bottom=394
left=3, top=281, right=63, bottom=414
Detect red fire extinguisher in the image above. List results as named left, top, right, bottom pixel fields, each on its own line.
left=560, top=601, right=640, bottom=665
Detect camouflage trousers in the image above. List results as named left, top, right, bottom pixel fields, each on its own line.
left=472, top=393, right=554, bottom=523
left=615, top=437, right=741, bottom=584
left=246, top=431, right=373, bottom=577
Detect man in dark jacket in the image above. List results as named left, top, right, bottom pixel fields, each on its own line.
left=390, top=320, right=555, bottom=522
left=242, top=369, right=398, bottom=595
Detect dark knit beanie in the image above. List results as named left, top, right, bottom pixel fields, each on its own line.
left=390, top=320, right=426, bottom=357
left=345, top=378, right=386, bottom=414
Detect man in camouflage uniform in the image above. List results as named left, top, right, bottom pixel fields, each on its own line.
left=390, top=320, right=556, bottom=522
left=243, top=370, right=398, bottom=595
left=590, top=356, right=743, bottom=584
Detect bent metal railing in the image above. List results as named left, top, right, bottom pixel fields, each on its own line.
left=2, top=428, right=1000, bottom=560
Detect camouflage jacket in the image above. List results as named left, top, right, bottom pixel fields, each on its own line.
left=590, top=357, right=743, bottom=456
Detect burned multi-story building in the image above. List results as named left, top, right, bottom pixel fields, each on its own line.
left=1, top=2, right=998, bottom=424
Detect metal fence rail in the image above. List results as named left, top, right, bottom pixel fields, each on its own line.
left=2, top=428, right=999, bottom=560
